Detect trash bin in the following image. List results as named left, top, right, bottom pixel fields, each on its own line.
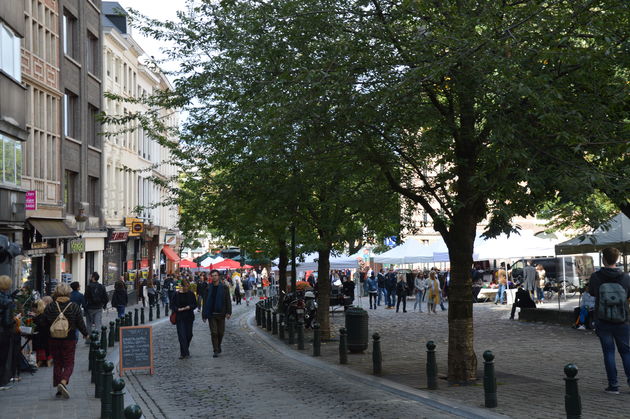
left=344, top=306, right=368, bottom=353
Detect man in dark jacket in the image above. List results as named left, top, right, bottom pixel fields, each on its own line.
left=84, top=272, right=108, bottom=338
left=385, top=270, right=397, bottom=309
left=510, top=285, right=536, bottom=320
left=202, top=269, right=232, bottom=357
left=588, top=247, right=630, bottom=394
left=377, top=269, right=386, bottom=306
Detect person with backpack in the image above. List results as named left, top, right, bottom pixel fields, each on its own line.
left=42, top=282, right=88, bottom=399
left=588, top=247, right=630, bottom=395
left=84, top=272, right=108, bottom=339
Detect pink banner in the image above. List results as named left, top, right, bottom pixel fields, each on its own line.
left=25, top=190, right=37, bottom=211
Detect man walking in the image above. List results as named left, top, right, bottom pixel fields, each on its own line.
left=202, top=269, right=232, bottom=358
left=84, top=272, right=108, bottom=340
left=385, top=269, right=397, bottom=309
left=377, top=269, right=386, bottom=306
left=588, top=247, right=630, bottom=394
left=523, top=260, right=537, bottom=299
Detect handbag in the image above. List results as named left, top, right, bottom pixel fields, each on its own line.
left=169, top=311, right=177, bottom=325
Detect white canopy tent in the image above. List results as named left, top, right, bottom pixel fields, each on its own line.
left=474, top=230, right=557, bottom=260
left=200, top=256, right=224, bottom=268
left=271, top=252, right=359, bottom=271
left=372, top=238, right=433, bottom=264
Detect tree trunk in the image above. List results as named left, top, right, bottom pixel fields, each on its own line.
left=316, top=244, right=332, bottom=340
left=446, top=219, right=478, bottom=383
left=278, top=239, right=288, bottom=307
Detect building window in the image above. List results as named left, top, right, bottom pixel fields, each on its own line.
left=64, top=170, right=78, bottom=214
left=0, top=134, right=23, bottom=186
left=0, top=22, right=21, bottom=82
left=62, top=9, right=77, bottom=59
left=86, top=31, right=98, bottom=75
left=88, top=105, right=100, bottom=148
left=63, top=91, right=78, bottom=138
left=88, top=176, right=99, bottom=216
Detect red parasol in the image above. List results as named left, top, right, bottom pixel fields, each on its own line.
left=180, top=259, right=198, bottom=268
left=211, top=258, right=241, bottom=269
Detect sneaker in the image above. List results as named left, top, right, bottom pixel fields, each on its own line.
left=58, top=383, right=70, bottom=399
left=604, top=386, right=619, bottom=394
left=577, top=325, right=586, bottom=330
left=212, top=352, right=219, bottom=358
left=55, top=390, right=62, bottom=398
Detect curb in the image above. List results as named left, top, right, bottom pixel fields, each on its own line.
left=244, top=313, right=509, bottom=419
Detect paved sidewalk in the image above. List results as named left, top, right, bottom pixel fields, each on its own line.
left=268, top=297, right=629, bottom=418
left=0, top=302, right=150, bottom=419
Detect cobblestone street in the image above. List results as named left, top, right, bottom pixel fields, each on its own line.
left=125, top=303, right=471, bottom=419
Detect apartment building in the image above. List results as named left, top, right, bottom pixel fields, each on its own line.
left=101, top=2, right=179, bottom=291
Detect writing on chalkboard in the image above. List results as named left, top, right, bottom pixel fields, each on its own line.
left=119, top=326, right=154, bottom=376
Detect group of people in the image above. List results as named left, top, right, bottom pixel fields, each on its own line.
left=490, top=261, right=547, bottom=305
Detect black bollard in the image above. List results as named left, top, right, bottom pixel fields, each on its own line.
left=156, top=302, right=160, bottom=319
left=426, top=341, right=438, bottom=390
left=278, top=313, right=285, bottom=341
left=108, top=321, right=115, bottom=348
left=126, top=313, right=132, bottom=326
left=256, top=304, right=261, bottom=326
left=288, top=316, right=295, bottom=345
left=101, top=361, right=114, bottom=419
left=124, top=404, right=143, bottom=419
left=140, top=307, right=145, bottom=324
left=313, top=323, right=321, bottom=356
left=483, top=350, right=497, bottom=408
left=564, top=364, right=581, bottom=419
left=95, top=349, right=106, bottom=398
left=297, top=319, right=305, bottom=350
left=266, top=308, right=272, bottom=331
left=149, top=304, right=153, bottom=322
left=100, top=326, right=108, bottom=355
left=91, top=342, right=100, bottom=383
left=111, top=378, right=125, bottom=419
left=115, top=319, right=120, bottom=342
left=272, top=311, right=278, bottom=335
left=372, top=333, right=382, bottom=375
left=134, top=308, right=138, bottom=326
left=89, top=332, right=98, bottom=372
left=339, top=327, right=348, bottom=365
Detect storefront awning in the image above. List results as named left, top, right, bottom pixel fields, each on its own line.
left=28, top=218, right=76, bottom=239
left=162, top=245, right=181, bottom=263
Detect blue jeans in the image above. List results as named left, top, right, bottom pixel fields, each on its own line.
left=414, top=290, right=424, bottom=311
left=494, top=285, right=506, bottom=304
left=595, top=321, right=630, bottom=388
left=377, top=287, right=385, bottom=305
left=387, top=290, right=396, bottom=307
left=116, top=305, right=126, bottom=319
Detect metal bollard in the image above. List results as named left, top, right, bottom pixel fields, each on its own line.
left=266, top=308, right=272, bottom=331
left=313, top=323, right=321, bottom=356
left=124, top=404, right=143, bottom=419
left=256, top=305, right=261, bottom=326
left=111, top=378, right=125, bottom=419
left=108, top=321, right=115, bottom=347
left=101, top=326, right=108, bottom=355
left=89, top=332, right=98, bottom=372
left=272, top=311, right=278, bottom=335
left=483, top=350, right=497, bottom=408
left=278, top=313, right=285, bottom=340
left=297, top=319, right=305, bottom=350
left=140, top=307, right=145, bottom=324
left=372, top=333, right=382, bottom=375
left=91, top=342, right=100, bottom=383
left=564, top=364, right=581, bottom=419
left=115, top=319, right=120, bottom=342
left=101, top=361, right=114, bottom=419
left=134, top=308, right=138, bottom=326
left=339, top=327, right=348, bottom=364
left=426, top=341, right=438, bottom=390
left=149, top=304, right=153, bottom=322
left=288, top=316, right=295, bottom=345
left=95, top=349, right=106, bottom=398
left=156, top=302, right=160, bottom=319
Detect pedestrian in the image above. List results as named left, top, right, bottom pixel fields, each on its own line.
left=0, top=276, right=19, bottom=389
left=84, top=272, right=108, bottom=340
left=385, top=269, right=397, bottom=309
left=509, top=284, right=536, bottom=320
left=197, top=273, right=208, bottom=310
left=172, top=279, right=197, bottom=359
left=588, top=247, right=630, bottom=394
left=138, top=276, right=147, bottom=307
left=366, top=272, right=378, bottom=309
left=426, top=271, right=441, bottom=314
left=241, top=273, right=252, bottom=306
left=32, top=297, right=53, bottom=367
left=202, top=269, right=232, bottom=358
left=234, top=275, right=242, bottom=305
left=42, top=282, right=88, bottom=399
left=414, top=272, right=427, bottom=312
left=342, top=276, right=355, bottom=310
left=396, top=273, right=408, bottom=313
left=376, top=269, right=386, bottom=306
left=535, top=264, right=546, bottom=303
left=69, top=281, right=86, bottom=316
left=164, top=275, right=177, bottom=313
left=494, top=266, right=507, bottom=305
left=111, top=279, right=128, bottom=319
left=147, top=279, right=158, bottom=307
left=523, top=260, right=537, bottom=299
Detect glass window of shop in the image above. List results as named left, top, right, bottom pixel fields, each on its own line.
left=0, top=135, right=23, bottom=186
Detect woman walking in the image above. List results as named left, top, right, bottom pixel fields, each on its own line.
left=172, top=280, right=197, bottom=359
left=111, top=279, right=128, bottom=319
left=413, top=272, right=427, bottom=312
left=147, top=279, right=157, bottom=307
left=426, top=271, right=441, bottom=313
left=33, top=297, right=53, bottom=367
left=536, top=264, right=546, bottom=303
left=42, top=283, right=88, bottom=399
left=234, top=275, right=242, bottom=305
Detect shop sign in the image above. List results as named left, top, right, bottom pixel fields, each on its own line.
left=164, top=234, right=176, bottom=246
left=25, top=190, right=37, bottom=211
left=110, top=230, right=129, bottom=243
left=125, top=217, right=144, bottom=237
left=68, top=238, right=86, bottom=254
left=31, top=242, right=48, bottom=249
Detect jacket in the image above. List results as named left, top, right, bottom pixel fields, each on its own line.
left=385, top=273, right=397, bottom=290
left=85, top=281, right=108, bottom=310
left=523, top=265, right=537, bottom=291
left=366, top=277, right=378, bottom=292
left=42, top=296, right=88, bottom=340
left=0, top=290, right=16, bottom=333
left=69, top=290, right=86, bottom=312
left=172, top=291, right=197, bottom=323
left=396, top=280, right=408, bottom=297
left=202, top=283, right=232, bottom=319
left=111, top=289, right=128, bottom=307
left=588, top=267, right=630, bottom=324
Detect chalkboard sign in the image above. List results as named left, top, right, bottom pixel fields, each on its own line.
left=119, top=326, right=154, bottom=376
